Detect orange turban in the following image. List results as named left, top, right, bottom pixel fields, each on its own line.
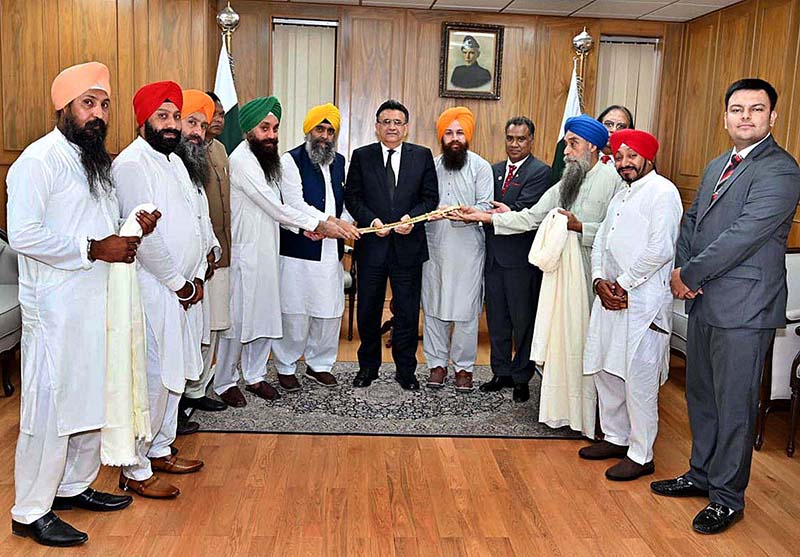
left=133, top=81, right=183, bottom=127
left=51, top=62, right=111, bottom=111
left=182, top=89, right=215, bottom=123
left=437, top=107, right=475, bottom=142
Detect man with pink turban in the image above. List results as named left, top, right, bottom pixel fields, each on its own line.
left=423, top=107, right=493, bottom=392
left=8, top=62, right=159, bottom=547
left=582, top=129, right=683, bottom=481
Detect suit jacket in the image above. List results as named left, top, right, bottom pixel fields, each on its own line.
left=344, top=142, right=439, bottom=267
left=677, top=134, right=800, bottom=328
left=485, top=156, right=552, bottom=269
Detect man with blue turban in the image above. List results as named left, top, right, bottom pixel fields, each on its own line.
left=458, top=113, right=624, bottom=436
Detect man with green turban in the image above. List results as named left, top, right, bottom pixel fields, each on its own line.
left=213, top=97, right=349, bottom=405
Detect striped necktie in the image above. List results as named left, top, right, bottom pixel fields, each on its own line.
left=711, top=153, right=742, bottom=201
left=501, top=164, right=516, bottom=196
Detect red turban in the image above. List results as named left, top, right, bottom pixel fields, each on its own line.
left=609, top=129, right=659, bottom=162
left=133, top=81, right=183, bottom=128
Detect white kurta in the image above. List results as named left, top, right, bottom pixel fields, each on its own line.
left=224, top=141, right=319, bottom=343
left=7, top=128, right=118, bottom=436
left=422, top=151, right=494, bottom=321
left=492, top=160, right=624, bottom=303
left=584, top=171, right=683, bottom=383
left=113, top=136, right=213, bottom=393
left=278, top=151, right=345, bottom=318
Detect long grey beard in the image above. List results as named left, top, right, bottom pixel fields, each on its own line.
left=559, top=154, right=591, bottom=210
left=174, top=136, right=209, bottom=191
left=305, top=134, right=336, bottom=166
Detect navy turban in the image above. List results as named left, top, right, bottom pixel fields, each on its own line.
left=564, top=114, right=609, bottom=149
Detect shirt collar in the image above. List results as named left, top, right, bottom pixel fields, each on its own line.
left=381, top=142, right=403, bottom=155
left=733, top=133, right=770, bottom=160
left=507, top=156, right=528, bottom=170
left=628, top=169, right=657, bottom=191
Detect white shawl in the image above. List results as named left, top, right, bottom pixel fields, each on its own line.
left=530, top=209, right=596, bottom=437
left=100, top=204, right=154, bottom=466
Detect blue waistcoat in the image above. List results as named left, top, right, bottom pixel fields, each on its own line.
left=279, top=143, right=346, bottom=261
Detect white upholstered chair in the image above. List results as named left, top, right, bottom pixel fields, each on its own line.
left=0, top=230, right=21, bottom=396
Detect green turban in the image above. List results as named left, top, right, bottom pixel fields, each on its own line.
left=239, top=96, right=282, bottom=133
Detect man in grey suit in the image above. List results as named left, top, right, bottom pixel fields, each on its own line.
left=651, top=78, right=800, bottom=534
left=480, top=117, right=551, bottom=402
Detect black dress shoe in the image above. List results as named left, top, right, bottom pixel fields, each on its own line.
left=692, top=503, right=743, bottom=534
left=479, top=375, right=514, bottom=392
left=513, top=383, right=530, bottom=403
left=180, top=395, right=227, bottom=412
left=11, top=511, right=88, bottom=547
left=352, top=368, right=378, bottom=388
left=650, top=475, right=709, bottom=498
left=395, top=373, right=420, bottom=391
left=53, top=488, right=133, bottom=512
left=176, top=412, right=200, bottom=435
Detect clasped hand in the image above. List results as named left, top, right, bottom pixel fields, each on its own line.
left=670, top=268, right=703, bottom=299
left=595, top=279, right=628, bottom=311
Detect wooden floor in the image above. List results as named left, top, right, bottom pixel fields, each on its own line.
left=0, top=311, right=799, bottom=556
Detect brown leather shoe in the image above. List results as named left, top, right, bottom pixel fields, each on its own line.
left=278, top=374, right=302, bottom=392
left=578, top=440, right=629, bottom=460
left=305, top=368, right=338, bottom=387
left=426, top=366, right=447, bottom=388
left=219, top=386, right=247, bottom=408
left=454, top=370, right=474, bottom=392
left=245, top=381, right=281, bottom=401
left=149, top=454, right=204, bottom=474
left=118, top=472, right=180, bottom=499
left=605, top=457, right=655, bottom=481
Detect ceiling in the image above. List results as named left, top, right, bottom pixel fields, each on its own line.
left=274, top=0, right=743, bottom=22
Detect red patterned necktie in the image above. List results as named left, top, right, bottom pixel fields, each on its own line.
left=601, top=155, right=611, bottom=164
left=711, top=153, right=742, bottom=201
left=501, top=164, right=516, bottom=196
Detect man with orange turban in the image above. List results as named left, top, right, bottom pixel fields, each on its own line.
left=272, top=103, right=360, bottom=391
left=8, top=62, right=160, bottom=547
left=582, top=129, right=682, bottom=481
left=114, top=81, right=213, bottom=498
left=172, top=90, right=229, bottom=422
left=422, top=107, right=493, bottom=392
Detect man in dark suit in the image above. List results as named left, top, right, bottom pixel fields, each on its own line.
left=344, top=99, right=439, bottom=390
left=480, top=116, right=552, bottom=402
left=651, top=79, right=800, bottom=534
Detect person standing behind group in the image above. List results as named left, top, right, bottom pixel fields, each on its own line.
left=597, top=105, right=634, bottom=166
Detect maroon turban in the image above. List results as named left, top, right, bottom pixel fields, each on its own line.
left=133, top=81, right=183, bottom=128
left=609, top=129, right=659, bottom=162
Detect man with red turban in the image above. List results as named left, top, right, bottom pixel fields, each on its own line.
left=113, top=81, right=214, bottom=498
left=8, top=62, right=159, bottom=547
left=581, top=129, right=683, bottom=481
left=423, top=107, right=493, bottom=392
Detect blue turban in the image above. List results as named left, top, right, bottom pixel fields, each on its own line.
left=564, top=114, right=609, bottom=149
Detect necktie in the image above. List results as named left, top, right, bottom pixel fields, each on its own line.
left=501, top=164, right=516, bottom=196
left=601, top=155, right=611, bottom=164
left=386, top=149, right=396, bottom=201
left=711, top=153, right=742, bottom=201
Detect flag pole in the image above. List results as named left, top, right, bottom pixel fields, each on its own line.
left=217, top=2, right=240, bottom=73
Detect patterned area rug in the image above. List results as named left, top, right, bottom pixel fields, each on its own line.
left=192, top=362, right=583, bottom=439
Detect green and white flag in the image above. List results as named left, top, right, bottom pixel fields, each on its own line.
left=214, top=42, right=242, bottom=154
left=550, top=60, right=583, bottom=184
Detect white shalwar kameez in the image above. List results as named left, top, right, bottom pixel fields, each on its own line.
left=584, top=170, right=682, bottom=464
left=422, top=151, right=493, bottom=372
left=114, top=137, right=215, bottom=481
left=214, top=141, right=320, bottom=393
left=7, top=128, right=118, bottom=523
left=272, top=152, right=348, bottom=376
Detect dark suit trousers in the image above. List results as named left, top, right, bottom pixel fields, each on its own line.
left=685, top=307, right=774, bottom=511
left=356, top=260, right=422, bottom=376
left=484, top=262, right=541, bottom=384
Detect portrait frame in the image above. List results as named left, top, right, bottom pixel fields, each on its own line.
left=439, top=22, right=504, bottom=100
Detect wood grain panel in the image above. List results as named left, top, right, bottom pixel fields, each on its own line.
left=224, top=1, right=271, bottom=108
left=147, top=0, right=194, bottom=86
left=1, top=0, right=48, bottom=150
left=654, top=23, right=685, bottom=180
left=675, top=13, right=718, bottom=183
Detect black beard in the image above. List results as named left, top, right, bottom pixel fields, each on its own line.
left=441, top=139, right=468, bottom=171
left=174, top=135, right=209, bottom=191
left=559, top=153, right=591, bottom=210
left=248, top=136, right=281, bottom=183
left=144, top=121, right=181, bottom=155
left=618, top=161, right=648, bottom=184
left=58, top=112, right=113, bottom=198
left=305, top=135, right=336, bottom=166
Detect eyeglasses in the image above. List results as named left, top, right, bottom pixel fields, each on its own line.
left=602, top=120, right=629, bottom=131
left=377, top=119, right=407, bottom=127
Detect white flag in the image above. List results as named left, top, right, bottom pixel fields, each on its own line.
left=557, top=60, right=582, bottom=141
left=214, top=42, right=238, bottom=112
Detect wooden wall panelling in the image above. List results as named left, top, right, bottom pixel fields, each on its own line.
left=674, top=12, right=719, bottom=200
left=226, top=1, right=272, bottom=111
left=652, top=22, right=685, bottom=181
left=117, top=0, right=137, bottom=150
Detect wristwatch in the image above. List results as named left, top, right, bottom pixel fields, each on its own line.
left=87, top=238, right=96, bottom=262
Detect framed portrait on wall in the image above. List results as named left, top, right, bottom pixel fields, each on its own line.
left=439, top=22, right=504, bottom=100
